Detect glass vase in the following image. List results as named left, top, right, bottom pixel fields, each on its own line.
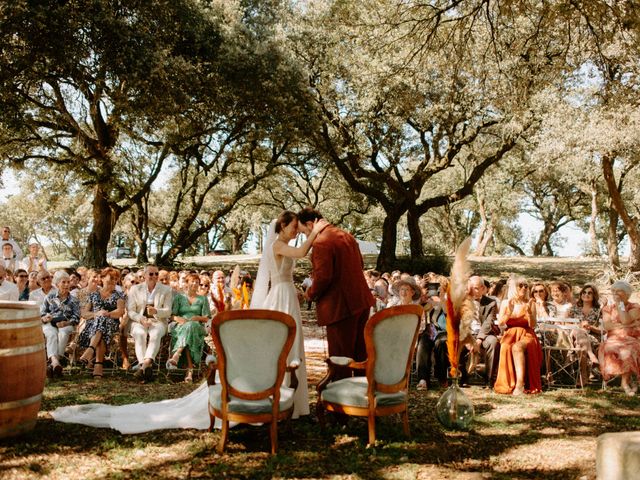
left=435, top=375, right=475, bottom=430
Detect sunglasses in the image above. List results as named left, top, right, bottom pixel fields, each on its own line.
left=518, top=283, right=529, bottom=289
left=17, top=274, right=29, bottom=278
left=147, top=272, right=159, bottom=276
left=41, top=276, right=52, bottom=280
left=532, top=288, right=545, bottom=294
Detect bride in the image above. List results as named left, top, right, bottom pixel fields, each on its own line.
left=51, top=211, right=327, bottom=433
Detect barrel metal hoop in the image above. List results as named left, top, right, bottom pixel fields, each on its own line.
left=0, top=320, right=42, bottom=329
left=0, top=343, right=44, bottom=356
left=0, top=393, right=42, bottom=410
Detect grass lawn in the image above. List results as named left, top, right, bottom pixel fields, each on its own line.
left=2, top=374, right=639, bottom=480
left=4, top=255, right=637, bottom=479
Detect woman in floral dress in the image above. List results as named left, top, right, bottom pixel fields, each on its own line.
left=77, top=267, right=125, bottom=378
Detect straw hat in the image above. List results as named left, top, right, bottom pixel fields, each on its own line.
left=391, top=278, right=421, bottom=301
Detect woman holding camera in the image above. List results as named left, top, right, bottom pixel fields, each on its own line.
left=41, top=270, right=81, bottom=378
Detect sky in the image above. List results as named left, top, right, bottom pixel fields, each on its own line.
left=0, top=169, right=600, bottom=257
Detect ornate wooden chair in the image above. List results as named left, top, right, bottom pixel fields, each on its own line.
left=316, top=304, right=423, bottom=446
left=206, top=309, right=298, bottom=454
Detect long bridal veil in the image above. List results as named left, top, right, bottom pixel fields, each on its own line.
left=52, top=219, right=280, bottom=434
left=250, top=219, right=277, bottom=309
left=51, top=382, right=211, bottom=433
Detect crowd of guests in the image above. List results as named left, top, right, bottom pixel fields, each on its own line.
left=1, top=223, right=639, bottom=396
left=364, top=269, right=640, bottom=396
left=0, top=239, right=251, bottom=383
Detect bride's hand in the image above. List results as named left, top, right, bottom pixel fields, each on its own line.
left=312, top=218, right=329, bottom=235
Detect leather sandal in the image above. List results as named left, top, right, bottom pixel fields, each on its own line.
left=92, top=361, right=104, bottom=378
left=79, top=346, right=96, bottom=369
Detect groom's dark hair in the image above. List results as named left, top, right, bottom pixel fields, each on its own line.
left=297, top=207, right=323, bottom=224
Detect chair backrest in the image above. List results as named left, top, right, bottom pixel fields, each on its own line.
left=211, top=309, right=296, bottom=399
left=365, top=305, right=423, bottom=390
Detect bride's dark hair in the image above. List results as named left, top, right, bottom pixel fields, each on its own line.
left=275, top=211, right=297, bottom=233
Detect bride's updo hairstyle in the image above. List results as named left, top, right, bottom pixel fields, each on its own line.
left=275, top=210, right=297, bottom=233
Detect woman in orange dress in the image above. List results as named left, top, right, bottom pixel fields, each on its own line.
left=494, top=276, right=543, bottom=395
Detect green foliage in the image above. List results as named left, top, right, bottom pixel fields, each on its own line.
left=386, top=251, right=452, bottom=276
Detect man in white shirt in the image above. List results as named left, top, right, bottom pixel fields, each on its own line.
left=28, top=270, right=57, bottom=307
left=1, top=226, right=23, bottom=262
left=0, top=265, right=19, bottom=301
left=128, top=265, right=172, bottom=381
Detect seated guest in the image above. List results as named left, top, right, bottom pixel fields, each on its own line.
left=549, top=281, right=573, bottom=318
left=465, top=275, right=500, bottom=388
left=77, top=267, right=125, bottom=378
left=158, top=269, right=171, bottom=287
left=29, top=270, right=56, bottom=307
left=28, top=270, right=39, bottom=292
left=494, top=276, right=542, bottom=395
left=40, top=271, right=80, bottom=377
left=0, top=265, right=19, bottom=301
left=118, top=273, right=139, bottom=370
left=167, top=273, right=211, bottom=383
left=598, top=281, right=640, bottom=396
left=531, top=281, right=555, bottom=318
left=571, top=284, right=602, bottom=377
left=386, top=277, right=420, bottom=307
left=488, top=279, right=507, bottom=308
left=128, top=265, right=172, bottom=381
left=69, top=270, right=81, bottom=292
left=21, top=241, right=47, bottom=273
left=14, top=268, right=30, bottom=300
left=208, top=269, right=229, bottom=315
left=416, top=276, right=449, bottom=389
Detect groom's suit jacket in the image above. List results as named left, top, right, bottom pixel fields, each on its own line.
left=306, top=225, right=374, bottom=326
left=127, top=282, right=173, bottom=324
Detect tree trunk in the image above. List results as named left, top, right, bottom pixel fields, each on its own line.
left=83, top=184, right=116, bottom=268
left=532, top=221, right=556, bottom=256
left=376, top=210, right=403, bottom=272
left=587, top=185, right=600, bottom=257
left=607, top=207, right=620, bottom=269
left=407, top=209, right=424, bottom=257
left=132, top=198, right=149, bottom=264
left=602, top=155, right=640, bottom=271
left=475, top=218, right=494, bottom=256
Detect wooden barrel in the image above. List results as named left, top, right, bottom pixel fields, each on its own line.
left=0, top=301, right=45, bottom=439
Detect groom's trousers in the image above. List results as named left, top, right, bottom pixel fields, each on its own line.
left=326, top=307, right=369, bottom=380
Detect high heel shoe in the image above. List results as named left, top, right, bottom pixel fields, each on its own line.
left=79, top=346, right=96, bottom=370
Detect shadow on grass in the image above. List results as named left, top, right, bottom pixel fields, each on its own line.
left=2, top=378, right=639, bottom=479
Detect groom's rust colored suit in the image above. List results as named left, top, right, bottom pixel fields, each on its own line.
left=306, top=225, right=375, bottom=377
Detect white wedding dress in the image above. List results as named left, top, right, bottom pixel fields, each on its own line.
left=51, top=219, right=310, bottom=433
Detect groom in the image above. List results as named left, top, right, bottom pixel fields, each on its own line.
left=297, top=207, right=375, bottom=379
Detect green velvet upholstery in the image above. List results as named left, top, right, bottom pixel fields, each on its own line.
left=320, top=377, right=407, bottom=407
left=372, top=313, right=420, bottom=385
left=219, top=319, right=289, bottom=392
left=209, top=385, right=295, bottom=414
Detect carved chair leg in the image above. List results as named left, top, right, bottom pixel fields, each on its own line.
left=367, top=413, right=376, bottom=446
left=402, top=408, right=410, bottom=436
left=217, top=420, right=229, bottom=454
left=316, top=400, right=326, bottom=428
left=270, top=419, right=278, bottom=454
